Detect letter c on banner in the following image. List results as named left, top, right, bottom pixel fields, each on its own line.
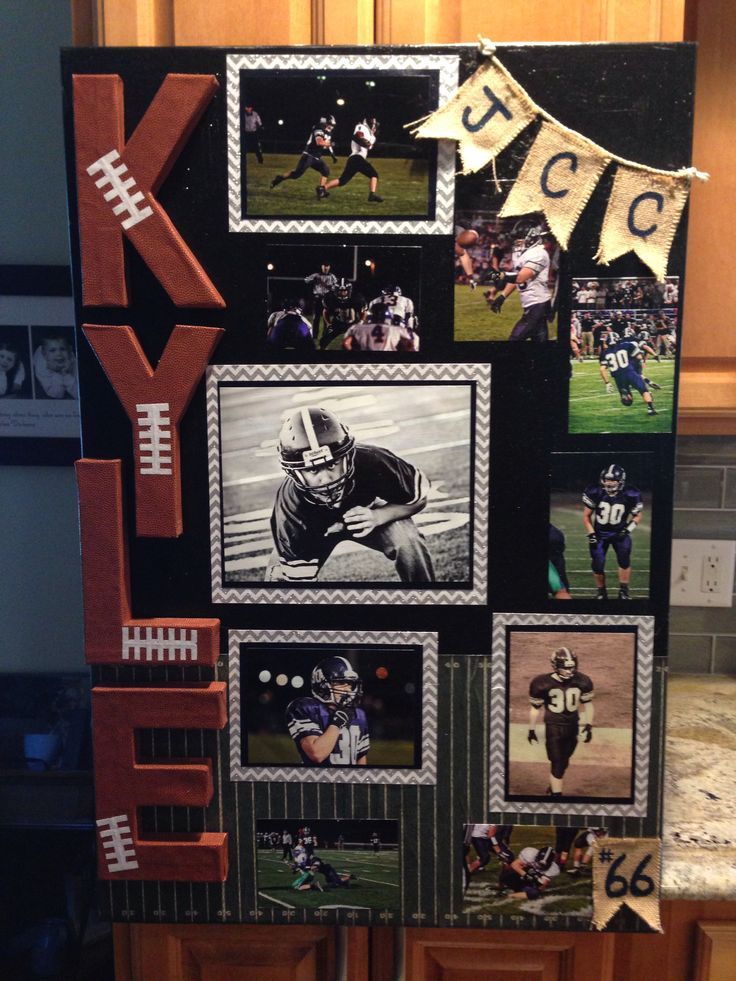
left=462, top=85, right=513, bottom=133
left=540, top=151, right=578, bottom=199
left=628, top=191, right=664, bottom=238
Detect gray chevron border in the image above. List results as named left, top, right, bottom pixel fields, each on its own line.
left=206, top=363, right=490, bottom=606
left=225, top=53, right=458, bottom=235
left=489, top=613, right=654, bottom=819
left=227, top=628, right=438, bottom=785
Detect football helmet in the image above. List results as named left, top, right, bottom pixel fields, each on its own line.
left=367, top=301, right=390, bottom=324
left=364, top=115, right=379, bottom=133
left=606, top=331, right=621, bottom=345
left=550, top=647, right=577, bottom=680
left=277, top=406, right=355, bottom=508
left=380, top=285, right=402, bottom=304
left=335, top=278, right=353, bottom=301
left=623, top=326, right=636, bottom=339
left=533, top=847, right=555, bottom=873
left=600, top=464, right=626, bottom=494
left=320, top=114, right=337, bottom=131
left=311, top=655, right=363, bottom=707
left=511, top=216, right=551, bottom=249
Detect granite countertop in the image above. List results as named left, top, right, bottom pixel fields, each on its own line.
left=662, top=674, right=736, bottom=900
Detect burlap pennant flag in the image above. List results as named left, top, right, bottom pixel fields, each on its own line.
left=595, top=166, right=692, bottom=281
left=592, top=837, right=662, bottom=932
left=410, top=59, right=537, bottom=174
left=499, top=121, right=611, bottom=249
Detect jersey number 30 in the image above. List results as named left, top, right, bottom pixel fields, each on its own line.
left=547, top=687, right=581, bottom=713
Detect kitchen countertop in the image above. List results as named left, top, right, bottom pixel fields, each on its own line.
left=662, top=674, right=736, bottom=900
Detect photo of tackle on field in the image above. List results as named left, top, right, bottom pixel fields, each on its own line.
left=462, top=823, right=597, bottom=921
left=549, top=454, right=653, bottom=601
left=208, top=364, right=490, bottom=605
left=232, top=54, right=453, bottom=227
left=265, top=244, right=422, bottom=353
left=228, top=629, right=438, bottom=784
left=568, top=275, right=679, bottom=434
left=256, top=819, right=400, bottom=913
left=504, top=628, right=637, bottom=804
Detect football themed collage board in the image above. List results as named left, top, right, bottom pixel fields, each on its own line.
left=61, top=42, right=695, bottom=932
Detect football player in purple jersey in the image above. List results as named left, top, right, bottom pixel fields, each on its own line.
left=528, top=648, right=594, bottom=798
left=265, top=405, right=435, bottom=583
left=285, top=655, right=370, bottom=766
left=583, top=464, right=643, bottom=600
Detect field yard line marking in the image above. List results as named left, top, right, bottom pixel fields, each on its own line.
left=355, top=876, right=400, bottom=887
left=222, top=439, right=471, bottom=488
left=258, top=891, right=295, bottom=909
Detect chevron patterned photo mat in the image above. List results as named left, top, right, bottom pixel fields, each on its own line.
left=226, top=52, right=459, bottom=235
left=206, top=362, right=490, bottom=605
left=227, top=629, right=439, bottom=785
left=489, top=614, right=655, bottom=819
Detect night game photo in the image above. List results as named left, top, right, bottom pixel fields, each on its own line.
left=568, top=275, right=678, bottom=435
left=228, top=53, right=458, bottom=232
left=462, top=823, right=596, bottom=922
left=490, top=615, right=654, bottom=817
left=549, top=454, right=653, bottom=601
left=256, top=819, right=400, bottom=914
left=208, top=363, right=490, bottom=605
left=228, top=629, right=437, bottom=784
left=264, top=244, right=422, bottom=353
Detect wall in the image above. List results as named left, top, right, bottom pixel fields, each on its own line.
left=671, top=437, right=736, bottom=673
left=0, top=2, right=84, bottom=672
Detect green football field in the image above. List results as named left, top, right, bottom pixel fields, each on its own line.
left=462, top=826, right=592, bottom=920
left=247, top=733, right=414, bottom=767
left=257, top=847, right=400, bottom=911
left=568, top=358, right=675, bottom=433
left=550, top=501, right=651, bottom=599
left=245, top=154, right=429, bottom=217
left=453, top=284, right=558, bottom=342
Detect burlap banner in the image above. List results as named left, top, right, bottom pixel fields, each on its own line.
left=499, top=121, right=611, bottom=250
left=409, top=59, right=537, bottom=175
left=595, top=167, right=692, bottom=282
left=591, top=837, right=662, bottom=932
left=411, top=38, right=707, bottom=280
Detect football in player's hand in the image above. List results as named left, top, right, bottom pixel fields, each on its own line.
left=456, top=228, right=479, bottom=248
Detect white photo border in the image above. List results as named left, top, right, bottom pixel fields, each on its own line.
left=489, top=613, right=654, bottom=818
left=207, top=362, right=490, bottom=606
left=228, top=628, right=438, bottom=785
left=226, top=52, right=459, bottom=235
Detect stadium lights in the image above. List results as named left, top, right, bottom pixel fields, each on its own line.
left=291, top=675, right=304, bottom=689
left=276, top=673, right=288, bottom=686
left=365, top=80, right=376, bottom=87
left=364, top=259, right=372, bottom=267
left=267, top=263, right=274, bottom=271
left=259, top=670, right=271, bottom=683
left=336, top=97, right=346, bottom=106
left=277, top=119, right=284, bottom=126
left=376, top=666, right=388, bottom=679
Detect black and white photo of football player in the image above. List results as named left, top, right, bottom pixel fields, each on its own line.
left=215, top=372, right=481, bottom=595
left=266, top=405, right=434, bottom=583
left=265, top=297, right=315, bottom=352
left=487, top=216, right=559, bottom=342
left=527, top=647, right=594, bottom=798
left=285, top=655, right=370, bottom=766
left=320, top=116, right=383, bottom=202
left=269, top=114, right=337, bottom=192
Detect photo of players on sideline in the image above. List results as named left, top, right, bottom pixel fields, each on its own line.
left=238, top=68, right=434, bottom=218
left=568, top=276, right=678, bottom=434
left=237, top=643, right=423, bottom=769
left=216, top=378, right=476, bottom=589
left=549, top=455, right=652, bottom=601
left=256, top=819, right=399, bottom=913
left=462, top=823, right=602, bottom=920
left=265, top=245, right=421, bottom=352
left=454, top=207, right=559, bottom=342
left=505, top=630, right=636, bottom=802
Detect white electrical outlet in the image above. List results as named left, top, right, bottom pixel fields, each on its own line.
left=670, top=539, right=736, bottom=607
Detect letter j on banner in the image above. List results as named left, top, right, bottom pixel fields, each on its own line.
left=595, top=166, right=691, bottom=281
left=410, top=60, right=537, bottom=174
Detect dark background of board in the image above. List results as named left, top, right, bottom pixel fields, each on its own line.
left=62, top=43, right=694, bottom=929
